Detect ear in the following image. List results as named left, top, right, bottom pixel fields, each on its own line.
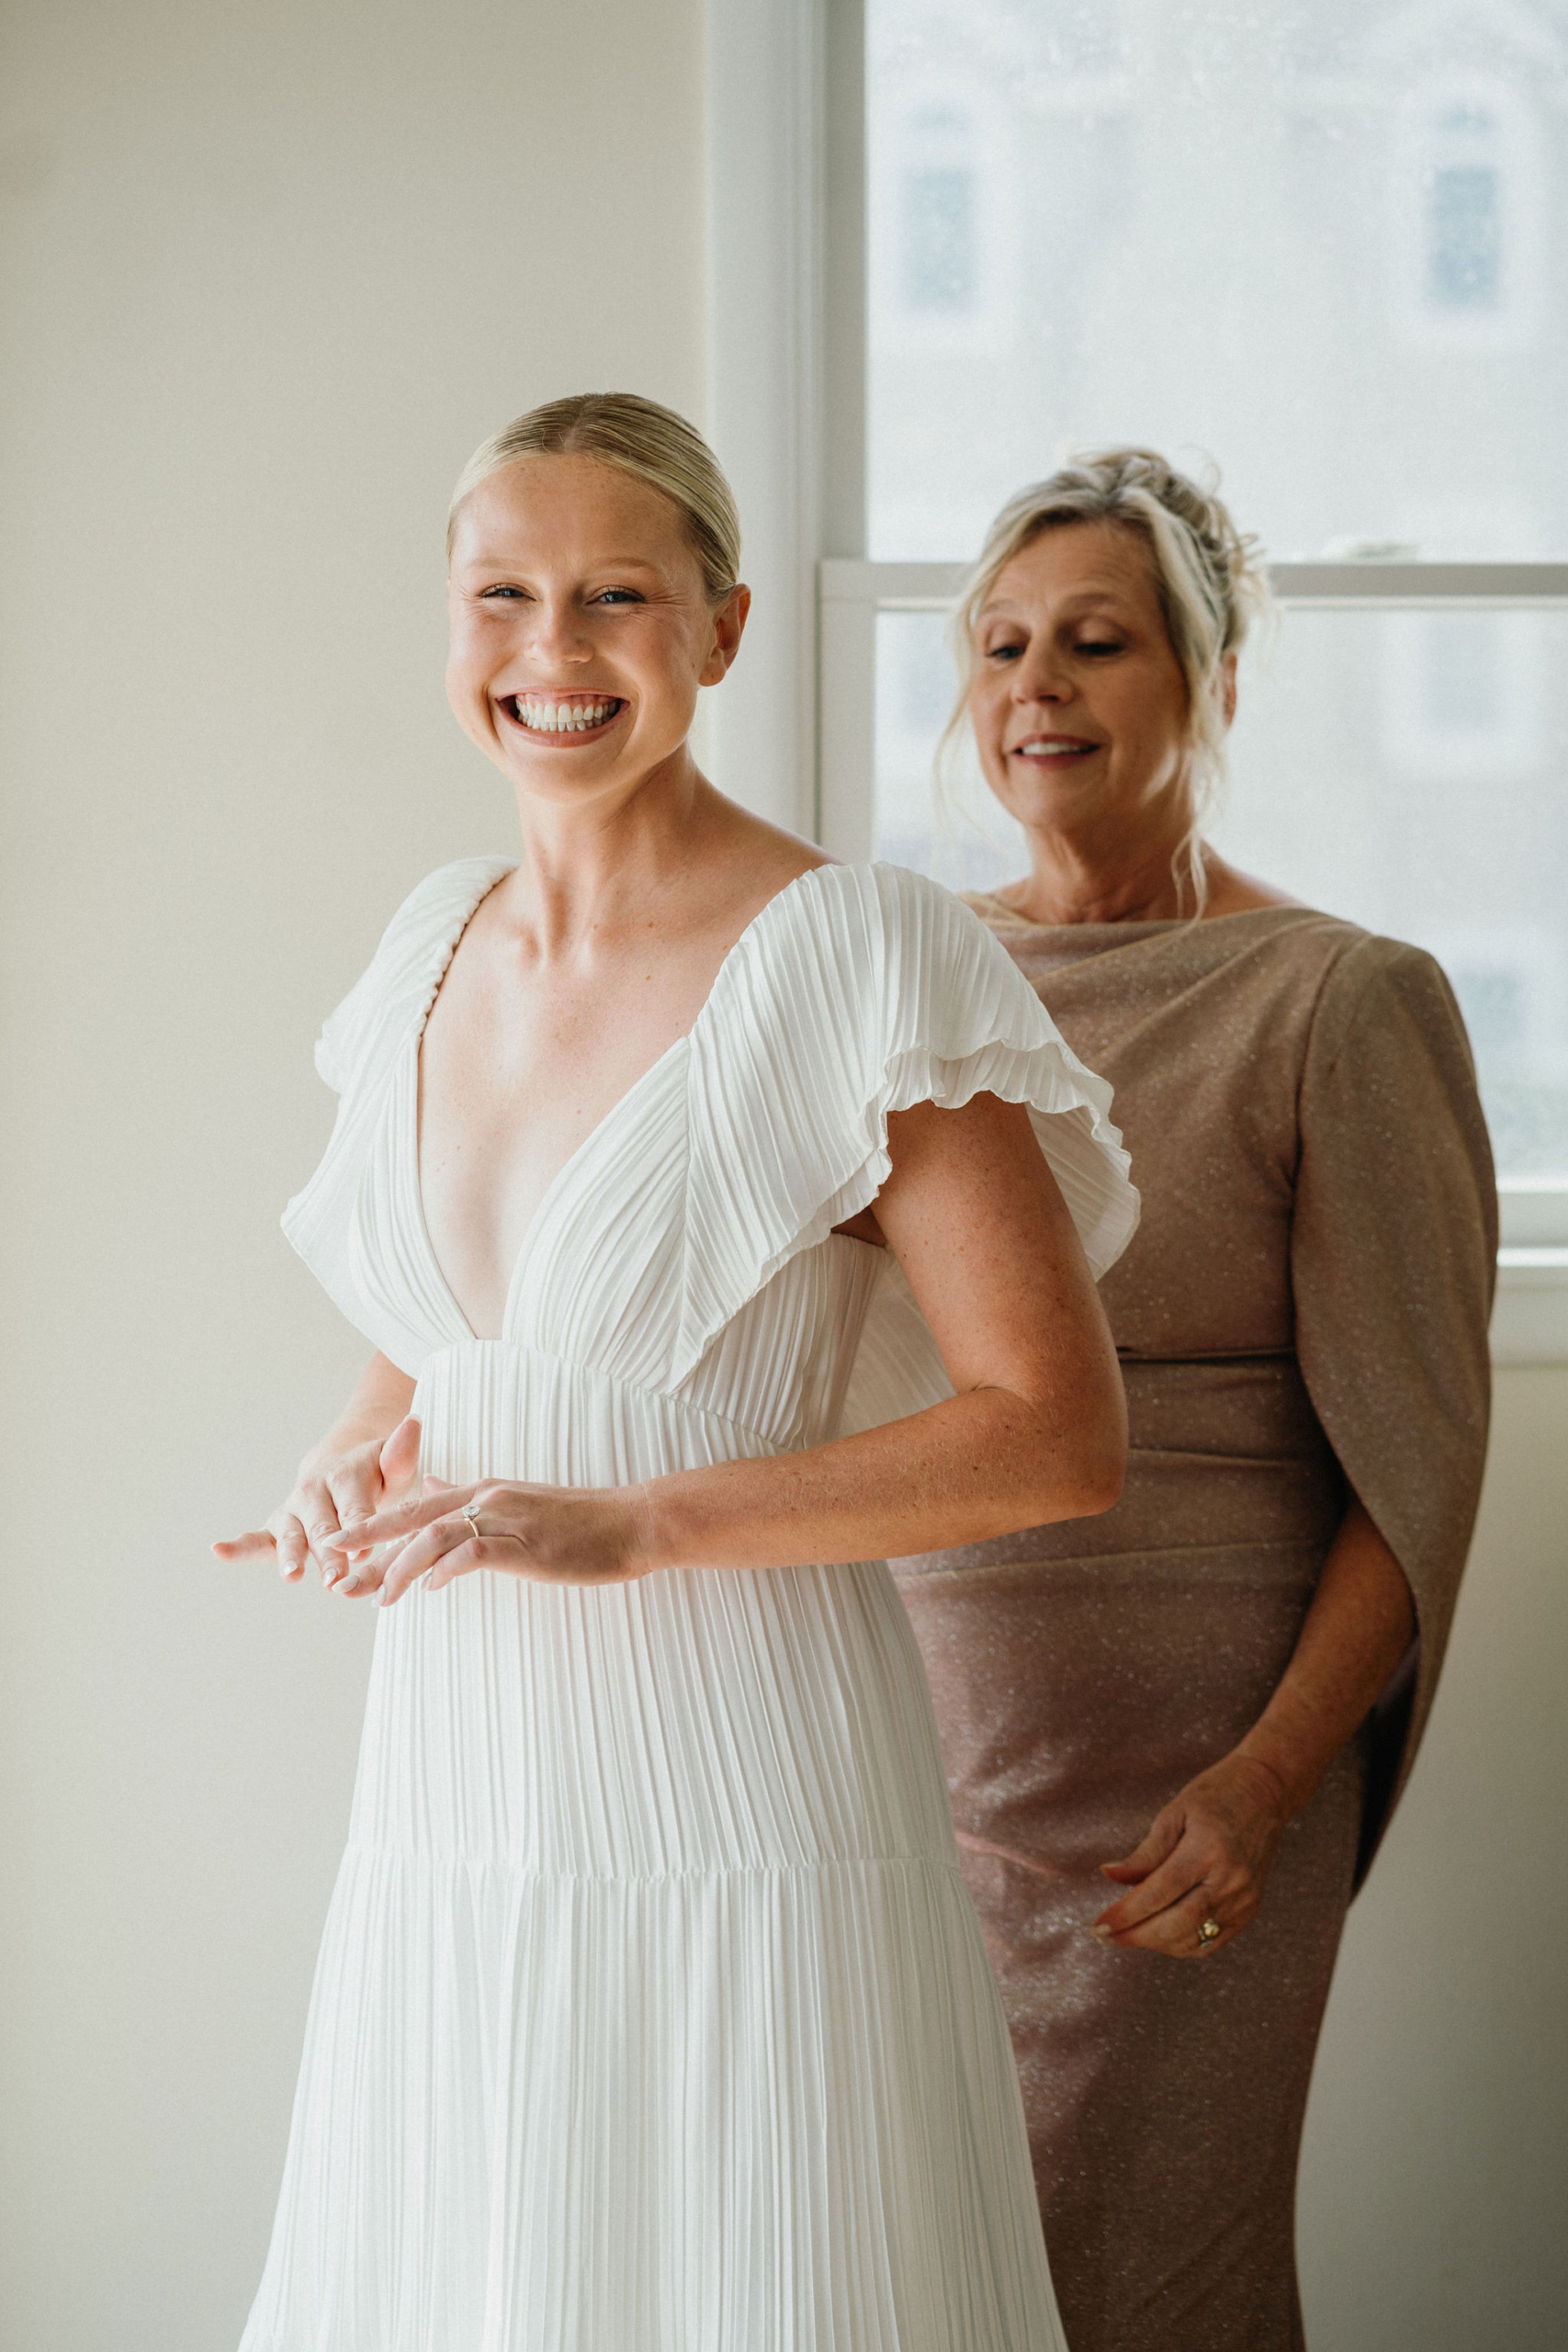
left=1219, top=650, right=1238, bottom=729
left=699, top=582, right=751, bottom=687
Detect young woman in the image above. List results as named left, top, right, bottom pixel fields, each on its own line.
left=893, top=450, right=1496, bottom=2352
left=216, top=394, right=1137, bottom=2351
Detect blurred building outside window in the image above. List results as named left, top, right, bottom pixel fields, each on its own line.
left=828, top=0, right=1568, bottom=1227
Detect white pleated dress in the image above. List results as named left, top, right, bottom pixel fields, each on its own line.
left=242, top=856, right=1137, bottom=2352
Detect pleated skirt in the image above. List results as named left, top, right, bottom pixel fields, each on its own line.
left=239, top=1351, right=1062, bottom=2351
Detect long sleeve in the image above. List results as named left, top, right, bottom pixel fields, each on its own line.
left=1291, top=935, right=1496, bottom=1877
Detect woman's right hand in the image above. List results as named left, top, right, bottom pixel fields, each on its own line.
left=213, top=1415, right=423, bottom=1590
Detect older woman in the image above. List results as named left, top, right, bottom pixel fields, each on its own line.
left=891, top=451, right=1495, bottom=2352
left=214, top=394, right=1138, bottom=2350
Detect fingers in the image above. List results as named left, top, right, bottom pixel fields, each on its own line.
left=219, top=1426, right=430, bottom=1595
left=292, top=1475, right=354, bottom=1589
left=316, top=1429, right=426, bottom=1591
left=378, top=1415, right=423, bottom=1495
left=1095, top=1832, right=1209, bottom=1938
left=211, top=1529, right=279, bottom=1564
left=1092, top=1820, right=1259, bottom=1959
left=1098, top=1811, right=1181, bottom=1886
left=1103, top=1877, right=1243, bottom=1961
left=327, top=1469, right=390, bottom=1591
left=328, top=1485, right=477, bottom=1555
left=378, top=1514, right=491, bottom=1609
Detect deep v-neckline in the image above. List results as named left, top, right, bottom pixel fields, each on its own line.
left=409, top=860, right=835, bottom=1344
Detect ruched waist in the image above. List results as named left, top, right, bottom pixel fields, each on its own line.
left=896, top=1353, right=1345, bottom=1575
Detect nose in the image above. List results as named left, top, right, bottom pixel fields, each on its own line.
left=521, top=594, right=594, bottom=668
left=1012, top=644, right=1073, bottom=705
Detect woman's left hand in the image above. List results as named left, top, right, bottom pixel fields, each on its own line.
left=1090, top=1751, right=1293, bottom=1960
left=323, top=1476, right=650, bottom=1605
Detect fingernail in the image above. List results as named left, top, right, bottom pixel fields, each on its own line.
left=1090, top=1924, right=1113, bottom=1943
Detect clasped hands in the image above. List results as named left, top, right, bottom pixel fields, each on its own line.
left=212, top=1414, right=650, bottom=1603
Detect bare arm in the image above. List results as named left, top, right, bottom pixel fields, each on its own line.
left=338, top=1094, right=1128, bottom=1603
left=213, top=1351, right=420, bottom=1584
left=1094, top=1498, right=1414, bottom=1959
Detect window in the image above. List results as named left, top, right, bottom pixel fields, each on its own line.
left=810, top=0, right=1568, bottom=1357
left=704, top=0, right=1568, bottom=1344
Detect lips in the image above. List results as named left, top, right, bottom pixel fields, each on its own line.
left=502, top=693, right=625, bottom=739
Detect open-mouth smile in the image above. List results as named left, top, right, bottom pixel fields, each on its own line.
left=1011, top=735, right=1101, bottom=763
left=500, top=693, right=626, bottom=742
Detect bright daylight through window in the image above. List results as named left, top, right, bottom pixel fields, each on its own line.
left=859, top=0, right=1568, bottom=1183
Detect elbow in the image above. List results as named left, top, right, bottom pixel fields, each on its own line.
left=1070, top=1438, right=1126, bottom=1518
left=1035, top=1396, right=1127, bottom=1521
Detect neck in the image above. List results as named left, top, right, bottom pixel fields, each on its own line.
left=1001, top=811, right=1202, bottom=926
left=505, top=743, right=717, bottom=956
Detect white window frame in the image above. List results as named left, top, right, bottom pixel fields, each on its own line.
left=708, top=0, right=1568, bottom=1360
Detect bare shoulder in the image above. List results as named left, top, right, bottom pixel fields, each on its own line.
left=703, top=791, right=836, bottom=925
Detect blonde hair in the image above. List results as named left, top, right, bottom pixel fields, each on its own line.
left=447, top=391, right=741, bottom=603
left=946, top=448, right=1270, bottom=913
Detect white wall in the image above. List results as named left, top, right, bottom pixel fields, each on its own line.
left=0, top=6, right=705, bottom=2346
left=1299, top=1364, right=1568, bottom=2351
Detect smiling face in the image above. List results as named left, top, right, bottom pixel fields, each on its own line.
left=446, top=452, right=746, bottom=808
left=968, top=520, right=1210, bottom=847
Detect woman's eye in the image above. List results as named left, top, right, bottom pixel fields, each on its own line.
left=592, top=588, right=645, bottom=605
left=479, top=584, right=527, bottom=601
left=1077, top=638, right=1123, bottom=657
left=986, top=640, right=1024, bottom=662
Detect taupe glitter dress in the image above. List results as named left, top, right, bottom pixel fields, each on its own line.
left=890, top=901, right=1496, bottom=2352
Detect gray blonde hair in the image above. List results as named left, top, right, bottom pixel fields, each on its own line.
left=447, top=391, right=741, bottom=603
left=946, top=448, right=1270, bottom=912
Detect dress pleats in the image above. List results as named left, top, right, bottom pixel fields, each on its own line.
left=243, top=859, right=1137, bottom=2349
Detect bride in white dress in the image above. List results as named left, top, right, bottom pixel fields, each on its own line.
left=216, top=392, right=1137, bottom=2352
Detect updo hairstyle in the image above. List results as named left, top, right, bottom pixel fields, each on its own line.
left=447, top=391, right=741, bottom=605
left=948, top=448, right=1270, bottom=911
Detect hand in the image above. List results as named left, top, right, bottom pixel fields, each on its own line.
left=1089, top=1751, right=1292, bottom=1960
left=212, top=1415, right=423, bottom=1591
left=322, top=1476, right=651, bottom=1606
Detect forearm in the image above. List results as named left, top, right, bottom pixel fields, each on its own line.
left=300, top=1352, right=417, bottom=1476
left=1231, top=1498, right=1416, bottom=1821
left=632, top=1378, right=1125, bottom=1576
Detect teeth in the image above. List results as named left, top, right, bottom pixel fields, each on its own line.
left=514, top=697, right=618, bottom=733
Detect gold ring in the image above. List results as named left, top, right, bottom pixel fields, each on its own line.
left=1198, top=1915, right=1222, bottom=1949
left=460, top=1505, right=484, bottom=1544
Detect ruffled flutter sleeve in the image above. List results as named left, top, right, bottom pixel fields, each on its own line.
left=677, top=861, right=1137, bottom=1414
left=1292, top=936, right=1496, bottom=1877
